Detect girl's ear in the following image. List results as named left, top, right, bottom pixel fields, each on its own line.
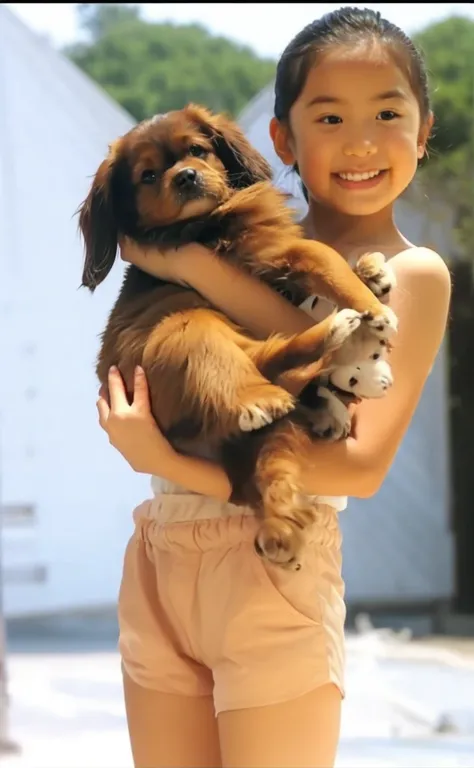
left=269, top=117, right=296, bottom=166
left=418, top=111, right=435, bottom=159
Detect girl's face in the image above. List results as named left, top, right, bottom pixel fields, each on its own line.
left=272, top=45, right=432, bottom=217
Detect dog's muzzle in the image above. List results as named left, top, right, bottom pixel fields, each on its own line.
left=173, top=167, right=204, bottom=199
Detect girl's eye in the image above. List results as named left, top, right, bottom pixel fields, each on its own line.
left=377, top=110, right=400, bottom=121
left=319, top=115, right=342, bottom=125
left=189, top=145, right=207, bottom=157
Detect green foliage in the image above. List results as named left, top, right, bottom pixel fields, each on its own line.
left=76, top=3, right=141, bottom=42
left=414, top=16, right=474, bottom=259
left=64, top=4, right=275, bottom=121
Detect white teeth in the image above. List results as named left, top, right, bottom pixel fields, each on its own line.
left=338, top=170, right=382, bottom=182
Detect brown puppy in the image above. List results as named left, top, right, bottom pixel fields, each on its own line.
left=79, top=104, right=397, bottom=569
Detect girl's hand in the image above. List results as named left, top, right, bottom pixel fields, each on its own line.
left=97, top=365, right=233, bottom=500
left=96, top=366, right=177, bottom=475
left=119, top=237, right=211, bottom=287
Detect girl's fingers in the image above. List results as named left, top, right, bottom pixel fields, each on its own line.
left=98, top=384, right=108, bottom=401
left=96, top=396, right=110, bottom=430
left=107, top=366, right=129, bottom=412
left=120, top=238, right=151, bottom=267
left=119, top=235, right=134, bottom=262
left=132, top=366, right=151, bottom=412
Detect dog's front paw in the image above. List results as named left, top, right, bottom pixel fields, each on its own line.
left=325, top=308, right=364, bottom=352
left=354, top=251, right=397, bottom=303
left=309, top=387, right=352, bottom=441
left=360, top=306, right=398, bottom=342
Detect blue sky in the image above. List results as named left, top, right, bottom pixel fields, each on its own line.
left=5, top=3, right=474, bottom=57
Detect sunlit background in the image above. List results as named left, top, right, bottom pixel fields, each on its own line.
left=1, top=3, right=474, bottom=767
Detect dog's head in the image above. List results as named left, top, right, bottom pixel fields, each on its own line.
left=79, top=104, right=273, bottom=291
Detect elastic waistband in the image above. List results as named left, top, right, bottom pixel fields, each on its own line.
left=133, top=495, right=342, bottom=552
left=135, top=494, right=253, bottom=526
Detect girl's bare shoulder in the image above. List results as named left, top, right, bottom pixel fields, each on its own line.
left=390, top=245, right=451, bottom=284
left=387, top=246, right=452, bottom=331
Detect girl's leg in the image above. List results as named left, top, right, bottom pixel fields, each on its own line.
left=217, top=683, right=341, bottom=768
left=123, top=671, right=222, bottom=768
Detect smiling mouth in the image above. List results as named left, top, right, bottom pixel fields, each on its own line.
left=336, top=169, right=386, bottom=182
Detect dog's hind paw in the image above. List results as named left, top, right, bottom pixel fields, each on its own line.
left=238, top=393, right=295, bottom=432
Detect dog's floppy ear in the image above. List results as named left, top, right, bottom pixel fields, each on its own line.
left=78, top=151, right=119, bottom=292
left=185, top=104, right=273, bottom=188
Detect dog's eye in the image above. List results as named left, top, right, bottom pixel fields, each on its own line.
left=141, top=170, right=156, bottom=185
left=371, top=353, right=380, bottom=360
left=188, top=145, right=207, bottom=158
left=349, top=377, right=358, bottom=387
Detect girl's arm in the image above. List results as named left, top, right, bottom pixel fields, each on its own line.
left=120, top=240, right=314, bottom=339
left=101, top=247, right=451, bottom=500
left=297, top=247, right=451, bottom=496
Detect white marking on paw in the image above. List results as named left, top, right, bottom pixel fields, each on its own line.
left=354, top=252, right=397, bottom=303
left=382, top=305, right=398, bottom=332
left=239, top=405, right=274, bottom=432
left=362, top=307, right=398, bottom=340
left=327, top=308, right=363, bottom=349
left=366, top=262, right=397, bottom=302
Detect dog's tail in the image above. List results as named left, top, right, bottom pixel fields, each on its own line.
left=253, top=417, right=316, bottom=569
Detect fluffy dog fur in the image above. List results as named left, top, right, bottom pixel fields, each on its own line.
left=79, top=104, right=397, bottom=569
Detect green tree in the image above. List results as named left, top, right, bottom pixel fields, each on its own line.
left=64, top=4, right=276, bottom=121
left=76, top=3, right=141, bottom=42
left=414, top=16, right=474, bottom=259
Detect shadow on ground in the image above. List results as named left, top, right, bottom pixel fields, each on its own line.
left=6, top=611, right=120, bottom=655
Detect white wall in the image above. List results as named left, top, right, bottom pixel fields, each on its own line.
left=0, top=7, right=150, bottom=618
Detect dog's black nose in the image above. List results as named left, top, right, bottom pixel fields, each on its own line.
left=174, top=168, right=198, bottom=189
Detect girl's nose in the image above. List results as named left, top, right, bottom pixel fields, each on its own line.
left=343, top=137, right=377, bottom=158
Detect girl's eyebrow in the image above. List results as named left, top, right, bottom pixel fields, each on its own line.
left=306, top=88, right=407, bottom=108
left=306, top=95, right=341, bottom=107
left=372, top=88, right=408, bottom=101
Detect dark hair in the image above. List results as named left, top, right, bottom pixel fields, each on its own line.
left=274, top=7, right=431, bottom=199
left=275, top=6, right=431, bottom=121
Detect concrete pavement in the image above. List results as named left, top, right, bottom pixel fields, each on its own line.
left=2, top=614, right=474, bottom=768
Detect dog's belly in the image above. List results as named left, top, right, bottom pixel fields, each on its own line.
left=130, top=285, right=346, bottom=510
left=150, top=294, right=348, bottom=511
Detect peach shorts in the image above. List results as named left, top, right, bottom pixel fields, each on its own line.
left=118, top=493, right=346, bottom=715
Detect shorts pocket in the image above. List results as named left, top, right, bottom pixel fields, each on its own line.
left=252, top=547, right=323, bottom=626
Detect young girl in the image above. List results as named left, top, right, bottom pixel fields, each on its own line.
left=96, top=7, right=451, bottom=768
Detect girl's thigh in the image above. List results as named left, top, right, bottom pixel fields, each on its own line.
left=123, top=670, right=222, bottom=768
left=217, top=683, right=342, bottom=768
